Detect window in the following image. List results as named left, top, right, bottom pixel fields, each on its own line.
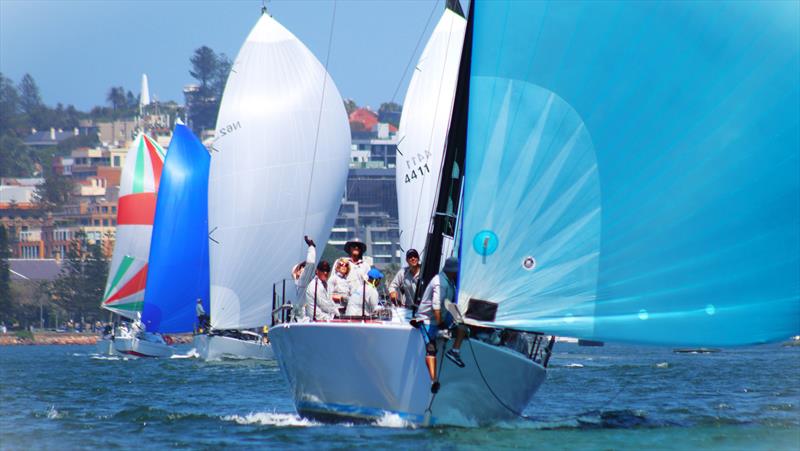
left=113, top=156, right=121, bottom=166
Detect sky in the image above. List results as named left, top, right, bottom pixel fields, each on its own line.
left=0, top=0, right=459, bottom=111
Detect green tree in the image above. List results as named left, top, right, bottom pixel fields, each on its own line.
left=213, top=53, right=232, bottom=98
left=106, top=86, right=126, bottom=118
left=0, top=134, right=35, bottom=177
left=18, top=73, right=47, bottom=129
left=378, top=102, right=402, bottom=127
left=344, top=99, right=358, bottom=116
left=190, top=46, right=219, bottom=92
left=0, top=72, right=20, bottom=134
left=34, top=164, right=73, bottom=210
left=50, top=233, right=107, bottom=322
left=0, top=225, right=12, bottom=323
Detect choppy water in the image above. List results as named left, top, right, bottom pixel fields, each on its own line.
left=1, top=342, right=798, bottom=450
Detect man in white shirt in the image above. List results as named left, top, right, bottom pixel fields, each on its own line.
left=292, top=236, right=317, bottom=320
left=418, top=257, right=466, bottom=367
left=304, top=260, right=339, bottom=321
left=344, top=239, right=372, bottom=284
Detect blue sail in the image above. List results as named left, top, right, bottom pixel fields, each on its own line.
left=141, top=124, right=211, bottom=333
left=458, top=1, right=799, bottom=346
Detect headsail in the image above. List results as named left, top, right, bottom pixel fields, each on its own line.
left=208, top=12, right=351, bottom=330
left=397, top=6, right=466, bottom=258
left=101, top=134, right=166, bottom=318
left=457, top=1, right=799, bottom=346
left=141, top=124, right=210, bottom=333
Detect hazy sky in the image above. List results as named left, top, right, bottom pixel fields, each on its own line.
left=0, top=0, right=456, bottom=111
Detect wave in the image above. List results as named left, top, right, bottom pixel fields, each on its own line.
left=222, top=412, right=321, bottom=427
left=170, top=349, right=199, bottom=359
left=373, top=412, right=415, bottom=429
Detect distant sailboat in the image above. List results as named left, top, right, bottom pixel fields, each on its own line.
left=270, top=0, right=799, bottom=426
left=196, top=7, right=351, bottom=360
left=114, top=123, right=210, bottom=358
left=98, top=133, right=166, bottom=355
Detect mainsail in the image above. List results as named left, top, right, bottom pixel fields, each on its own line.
left=208, top=11, right=351, bottom=330
left=101, top=134, right=166, bottom=318
left=396, top=5, right=466, bottom=257
left=456, top=1, right=799, bottom=346
left=141, top=124, right=210, bottom=333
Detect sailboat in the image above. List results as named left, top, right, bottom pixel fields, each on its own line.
left=270, top=0, right=799, bottom=426
left=114, top=123, right=211, bottom=357
left=98, top=133, right=166, bottom=355
left=195, top=7, right=351, bottom=360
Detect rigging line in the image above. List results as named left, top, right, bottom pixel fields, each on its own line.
left=407, top=12, right=462, bottom=255
left=388, top=0, right=441, bottom=105
left=465, top=335, right=529, bottom=419
left=300, top=0, right=337, bottom=254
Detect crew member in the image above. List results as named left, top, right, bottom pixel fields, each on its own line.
left=292, top=236, right=317, bottom=320
left=343, top=238, right=372, bottom=284
left=345, top=268, right=383, bottom=317
left=418, top=257, right=466, bottom=367
left=389, top=249, right=422, bottom=308
left=304, top=260, right=338, bottom=321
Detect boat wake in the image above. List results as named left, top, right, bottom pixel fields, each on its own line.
left=372, top=412, right=415, bottom=429
left=222, top=412, right=321, bottom=427
left=170, top=349, right=199, bottom=359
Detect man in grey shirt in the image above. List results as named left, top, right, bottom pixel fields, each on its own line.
left=388, top=249, right=422, bottom=308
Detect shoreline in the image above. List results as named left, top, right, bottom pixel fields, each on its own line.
left=0, top=332, right=193, bottom=346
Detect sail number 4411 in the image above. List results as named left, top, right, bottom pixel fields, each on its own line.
left=404, top=163, right=431, bottom=183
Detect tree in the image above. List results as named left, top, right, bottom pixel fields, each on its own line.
left=213, top=53, right=232, bottom=98
left=190, top=46, right=219, bottom=92
left=0, top=225, right=12, bottom=324
left=49, top=233, right=107, bottom=322
left=378, top=102, right=402, bottom=127
left=0, top=72, right=20, bottom=134
left=35, top=163, right=73, bottom=210
left=344, top=99, right=358, bottom=116
left=106, top=86, right=126, bottom=118
left=187, top=46, right=230, bottom=132
left=18, top=73, right=46, bottom=129
left=0, top=134, right=35, bottom=177
left=18, top=73, right=42, bottom=116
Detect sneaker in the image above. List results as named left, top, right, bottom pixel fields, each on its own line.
left=446, top=349, right=465, bottom=368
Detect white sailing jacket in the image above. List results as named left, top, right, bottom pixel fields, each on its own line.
left=304, top=277, right=338, bottom=321
left=345, top=280, right=380, bottom=317
left=417, top=272, right=455, bottom=321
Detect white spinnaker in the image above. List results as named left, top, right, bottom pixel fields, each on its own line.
left=209, top=13, right=351, bottom=330
left=396, top=9, right=466, bottom=259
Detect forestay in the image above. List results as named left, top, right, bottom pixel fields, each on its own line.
left=457, top=0, right=799, bottom=346
left=209, top=12, right=350, bottom=330
left=397, top=7, right=466, bottom=257
left=101, top=134, right=165, bottom=318
left=142, top=124, right=210, bottom=333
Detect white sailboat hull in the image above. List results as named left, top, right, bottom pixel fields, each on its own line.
left=113, top=336, right=174, bottom=358
left=270, top=322, right=546, bottom=426
left=95, top=337, right=120, bottom=356
left=193, top=334, right=273, bottom=361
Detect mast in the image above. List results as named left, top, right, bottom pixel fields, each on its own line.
left=420, top=0, right=474, bottom=287
left=446, top=0, right=464, bottom=17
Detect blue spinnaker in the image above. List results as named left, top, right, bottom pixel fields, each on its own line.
left=142, top=124, right=210, bottom=333
left=458, top=1, right=799, bottom=346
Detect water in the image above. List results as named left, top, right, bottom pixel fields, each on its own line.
left=1, top=342, right=798, bottom=450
